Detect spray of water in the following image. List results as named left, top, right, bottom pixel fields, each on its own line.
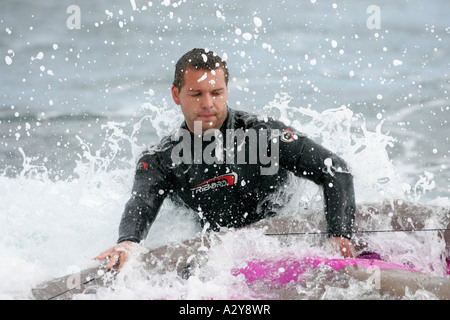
left=1, top=94, right=448, bottom=299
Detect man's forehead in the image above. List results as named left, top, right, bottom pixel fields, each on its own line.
left=183, top=67, right=226, bottom=88
left=185, top=67, right=224, bottom=76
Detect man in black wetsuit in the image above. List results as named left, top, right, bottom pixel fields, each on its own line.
left=95, top=48, right=356, bottom=270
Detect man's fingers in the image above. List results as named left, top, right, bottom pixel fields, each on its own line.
left=93, top=241, right=140, bottom=271
left=328, top=237, right=356, bottom=258
left=117, top=253, right=129, bottom=271
left=106, top=252, right=121, bottom=269
left=95, top=250, right=125, bottom=270
left=92, top=248, right=113, bottom=261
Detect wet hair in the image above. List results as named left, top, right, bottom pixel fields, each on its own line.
left=173, top=48, right=229, bottom=91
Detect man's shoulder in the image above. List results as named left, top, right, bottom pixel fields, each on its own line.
left=137, top=132, right=178, bottom=162
left=230, top=108, right=259, bottom=122
left=229, top=108, right=288, bottom=130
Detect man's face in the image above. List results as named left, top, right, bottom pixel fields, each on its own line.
left=171, top=67, right=228, bottom=134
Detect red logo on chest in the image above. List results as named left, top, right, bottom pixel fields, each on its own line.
left=191, top=172, right=238, bottom=194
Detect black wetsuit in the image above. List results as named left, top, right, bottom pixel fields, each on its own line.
left=117, top=108, right=356, bottom=243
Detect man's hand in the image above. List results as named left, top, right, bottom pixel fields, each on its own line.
left=328, top=236, right=356, bottom=258
left=93, top=241, right=141, bottom=271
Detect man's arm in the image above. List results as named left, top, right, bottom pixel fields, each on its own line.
left=118, top=152, right=169, bottom=243
left=296, top=138, right=356, bottom=239
left=94, top=152, right=170, bottom=269
left=277, top=127, right=356, bottom=249
left=117, top=190, right=166, bottom=244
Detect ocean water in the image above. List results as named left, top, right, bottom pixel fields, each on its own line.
left=0, top=0, right=449, bottom=300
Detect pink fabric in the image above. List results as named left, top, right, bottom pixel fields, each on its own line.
left=447, top=258, right=450, bottom=276
left=234, top=257, right=420, bottom=285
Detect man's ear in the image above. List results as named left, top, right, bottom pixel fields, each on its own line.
left=171, top=85, right=181, bottom=105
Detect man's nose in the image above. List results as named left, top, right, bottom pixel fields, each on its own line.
left=201, top=93, right=214, bottom=109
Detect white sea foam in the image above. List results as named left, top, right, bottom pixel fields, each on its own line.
left=1, top=0, right=448, bottom=300
left=1, top=94, right=448, bottom=300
